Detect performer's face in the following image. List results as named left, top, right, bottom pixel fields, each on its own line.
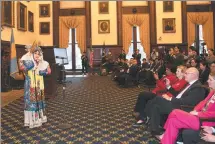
left=33, top=51, right=41, bottom=62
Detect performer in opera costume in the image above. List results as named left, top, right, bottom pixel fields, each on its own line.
left=19, top=43, right=51, bottom=128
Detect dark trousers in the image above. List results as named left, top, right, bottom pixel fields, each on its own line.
left=182, top=129, right=201, bottom=144
left=82, top=64, right=88, bottom=73
left=146, top=96, right=175, bottom=132
left=134, top=91, right=157, bottom=119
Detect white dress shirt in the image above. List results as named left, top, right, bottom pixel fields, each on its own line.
left=175, top=79, right=198, bottom=99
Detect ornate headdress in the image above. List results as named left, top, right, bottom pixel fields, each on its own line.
left=29, top=41, right=43, bottom=54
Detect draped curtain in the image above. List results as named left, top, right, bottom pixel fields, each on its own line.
left=187, top=12, right=214, bottom=49
left=122, top=14, right=150, bottom=58
left=59, top=16, right=86, bottom=54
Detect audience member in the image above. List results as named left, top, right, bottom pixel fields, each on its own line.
left=146, top=67, right=206, bottom=135
left=158, top=75, right=215, bottom=144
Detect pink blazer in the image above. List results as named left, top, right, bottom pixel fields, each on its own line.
left=194, top=91, right=215, bottom=126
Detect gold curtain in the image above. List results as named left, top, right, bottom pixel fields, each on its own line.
left=187, top=18, right=196, bottom=49
left=122, top=15, right=132, bottom=54
left=59, top=16, right=86, bottom=54
left=122, top=14, right=150, bottom=58
left=139, top=15, right=150, bottom=59
left=187, top=12, right=214, bottom=49
left=202, top=13, right=214, bottom=49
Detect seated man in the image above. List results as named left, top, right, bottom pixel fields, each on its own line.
left=157, top=75, right=215, bottom=144
left=117, top=59, right=139, bottom=86
left=182, top=126, right=215, bottom=144
left=146, top=67, right=207, bottom=135
left=133, top=65, right=186, bottom=126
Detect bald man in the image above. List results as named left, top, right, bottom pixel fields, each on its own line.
left=146, top=67, right=207, bottom=135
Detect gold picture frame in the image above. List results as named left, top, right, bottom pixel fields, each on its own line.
left=99, top=2, right=109, bottom=14
left=163, top=1, right=174, bottom=12
left=98, top=20, right=110, bottom=34
left=40, top=22, right=50, bottom=35
left=1, top=1, right=15, bottom=27
left=163, top=18, right=176, bottom=33
left=39, top=4, right=50, bottom=17
left=17, top=2, right=27, bottom=31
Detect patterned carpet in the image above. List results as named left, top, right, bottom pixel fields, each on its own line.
left=1, top=76, right=159, bottom=144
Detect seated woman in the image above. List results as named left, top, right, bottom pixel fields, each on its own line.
left=199, top=60, right=210, bottom=85
left=158, top=75, right=215, bottom=144
left=133, top=65, right=187, bottom=126
left=151, top=64, right=179, bottom=95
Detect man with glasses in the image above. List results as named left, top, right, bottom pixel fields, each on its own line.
left=146, top=67, right=207, bottom=135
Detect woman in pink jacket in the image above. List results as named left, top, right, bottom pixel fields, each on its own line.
left=157, top=75, right=215, bottom=144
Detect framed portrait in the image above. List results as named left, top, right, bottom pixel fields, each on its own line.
left=163, top=1, right=174, bottom=12
left=17, top=2, right=27, bottom=31
left=163, top=18, right=176, bottom=33
left=39, top=4, right=50, bottom=17
left=99, top=2, right=109, bottom=14
left=98, top=20, right=110, bottom=34
left=1, top=1, right=15, bottom=27
left=28, top=11, right=34, bottom=32
left=40, top=22, right=50, bottom=35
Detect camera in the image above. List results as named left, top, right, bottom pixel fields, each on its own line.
left=201, top=42, right=206, bottom=46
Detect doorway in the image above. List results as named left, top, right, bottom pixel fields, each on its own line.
left=64, top=28, right=82, bottom=70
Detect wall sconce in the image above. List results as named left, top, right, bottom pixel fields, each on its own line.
left=70, top=10, right=75, bottom=15
left=132, top=8, right=137, bottom=14
left=158, top=36, right=162, bottom=41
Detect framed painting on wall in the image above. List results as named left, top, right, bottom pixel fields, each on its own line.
left=98, top=20, right=110, bottom=34
left=17, top=2, right=27, bottom=31
left=28, top=11, right=34, bottom=32
left=163, top=18, right=176, bottom=33
left=163, top=1, right=174, bottom=12
left=1, top=1, right=15, bottom=27
left=99, top=2, right=109, bottom=14
left=40, top=22, right=50, bottom=35
left=39, top=4, right=50, bottom=17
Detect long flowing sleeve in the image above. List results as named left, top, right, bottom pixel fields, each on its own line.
left=20, top=60, right=34, bottom=71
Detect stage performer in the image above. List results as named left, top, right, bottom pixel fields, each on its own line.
left=19, top=42, right=51, bottom=128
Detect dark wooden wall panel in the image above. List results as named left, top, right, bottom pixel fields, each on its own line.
left=187, top=4, right=212, bottom=12
left=181, top=2, right=187, bottom=44
left=91, top=45, right=122, bottom=66
left=122, top=6, right=149, bottom=14
left=149, top=1, right=157, bottom=47
left=40, top=46, right=57, bottom=99
left=60, top=8, right=85, bottom=16
left=53, top=1, right=60, bottom=47
left=86, top=1, right=91, bottom=47
left=117, top=1, right=122, bottom=46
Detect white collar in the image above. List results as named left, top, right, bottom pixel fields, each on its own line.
left=189, top=79, right=198, bottom=85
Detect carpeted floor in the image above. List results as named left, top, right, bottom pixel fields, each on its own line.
left=1, top=76, right=159, bottom=144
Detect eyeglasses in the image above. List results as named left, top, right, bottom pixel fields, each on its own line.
left=185, top=72, right=194, bottom=75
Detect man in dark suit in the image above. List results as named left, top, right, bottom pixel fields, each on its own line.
left=146, top=67, right=206, bottom=135
left=182, top=126, right=215, bottom=144
left=118, top=59, right=139, bottom=86
left=132, top=49, right=141, bottom=66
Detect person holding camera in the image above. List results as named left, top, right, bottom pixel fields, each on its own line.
left=81, top=52, right=88, bottom=75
